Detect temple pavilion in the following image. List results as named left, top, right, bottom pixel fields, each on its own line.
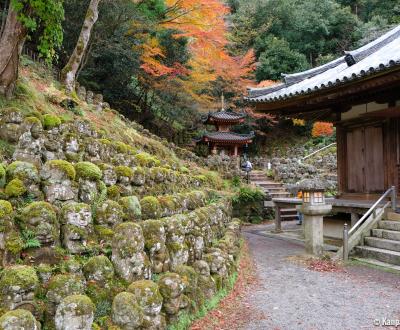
left=197, top=105, right=254, bottom=157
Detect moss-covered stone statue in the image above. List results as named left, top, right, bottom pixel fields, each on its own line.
left=55, top=295, right=95, bottom=330
left=0, top=265, right=39, bottom=311
left=0, top=309, right=41, bottom=330
left=60, top=202, right=92, bottom=254
left=128, top=280, right=165, bottom=329
left=111, top=222, right=148, bottom=282
left=111, top=292, right=144, bottom=329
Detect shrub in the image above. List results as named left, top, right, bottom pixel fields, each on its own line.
left=43, top=114, right=61, bottom=130
left=232, top=187, right=265, bottom=205
left=75, top=162, right=102, bottom=181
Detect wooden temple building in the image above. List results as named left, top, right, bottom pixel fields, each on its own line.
left=197, top=109, right=254, bottom=157
left=248, top=25, right=400, bottom=201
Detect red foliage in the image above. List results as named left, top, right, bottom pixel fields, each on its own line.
left=139, top=0, right=256, bottom=110
left=311, top=122, right=334, bottom=138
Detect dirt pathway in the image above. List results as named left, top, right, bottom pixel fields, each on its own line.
left=240, top=222, right=400, bottom=330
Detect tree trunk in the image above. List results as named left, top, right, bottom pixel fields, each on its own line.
left=61, top=0, right=101, bottom=93
left=0, top=3, right=27, bottom=98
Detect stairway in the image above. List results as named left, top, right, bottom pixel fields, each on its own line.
left=354, top=211, right=400, bottom=266
left=249, top=170, right=298, bottom=221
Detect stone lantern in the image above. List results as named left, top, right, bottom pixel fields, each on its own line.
left=296, top=179, right=332, bottom=256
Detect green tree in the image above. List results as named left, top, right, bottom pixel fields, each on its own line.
left=256, top=37, right=309, bottom=81
left=0, top=0, right=64, bottom=98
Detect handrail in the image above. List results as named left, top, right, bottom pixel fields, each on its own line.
left=302, top=143, right=337, bottom=161
left=343, top=186, right=396, bottom=261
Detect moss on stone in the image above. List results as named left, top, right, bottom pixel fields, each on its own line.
left=0, top=265, right=38, bottom=292
left=5, top=178, right=26, bottom=197
left=99, top=138, right=112, bottom=146
left=0, top=200, right=13, bottom=218
left=20, top=201, right=56, bottom=222
left=113, top=141, right=129, bottom=154
left=157, top=272, right=183, bottom=299
left=0, top=309, right=39, bottom=329
left=47, top=274, right=86, bottom=298
left=140, top=196, right=161, bottom=220
left=43, top=114, right=61, bottom=130
left=94, top=225, right=114, bottom=240
left=6, top=161, right=39, bottom=183
left=83, top=255, right=114, bottom=283
left=58, top=295, right=95, bottom=316
left=4, top=231, right=24, bottom=255
left=107, top=185, right=121, bottom=200
left=115, top=166, right=134, bottom=179
left=135, top=153, right=160, bottom=167
left=127, top=280, right=162, bottom=306
left=0, top=164, right=5, bottom=183
left=75, top=161, right=102, bottom=181
left=47, top=160, right=76, bottom=180
left=25, top=116, right=42, bottom=125
left=119, top=196, right=141, bottom=221
left=158, top=195, right=178, bottom=213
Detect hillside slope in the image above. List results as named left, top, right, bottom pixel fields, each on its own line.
left=0, top=60, right=241, bottom=329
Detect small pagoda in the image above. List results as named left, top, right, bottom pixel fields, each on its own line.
left=197, top=98, right=254, bottom=157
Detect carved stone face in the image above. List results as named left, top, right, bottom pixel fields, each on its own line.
left=20, top=202, right=59, bottom=246
left=61, top=203, right=92, bottom=254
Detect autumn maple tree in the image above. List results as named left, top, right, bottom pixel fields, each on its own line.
left=137, top=0, right=256, bottom=111
left=312, top=122, right=334, bottom=138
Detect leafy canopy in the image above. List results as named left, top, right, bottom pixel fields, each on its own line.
left=11, top=0, right=64, bottom=62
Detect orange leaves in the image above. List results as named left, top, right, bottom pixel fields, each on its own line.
left=138, top=0, right=256, bottom=110
left=312, top=122, right=334, bottom=138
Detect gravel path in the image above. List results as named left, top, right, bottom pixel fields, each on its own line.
left=241, top=222, right=400, bottom=330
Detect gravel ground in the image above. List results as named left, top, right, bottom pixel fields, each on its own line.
left=240, top=222, right=400, bottom=330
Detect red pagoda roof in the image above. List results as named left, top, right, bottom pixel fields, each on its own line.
left=203, top=111, right=246, bottom=125
left=201, top=131, right=254, bottom=144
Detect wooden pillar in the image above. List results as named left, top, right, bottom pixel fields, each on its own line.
left=233, top=145, right=238, bottom=157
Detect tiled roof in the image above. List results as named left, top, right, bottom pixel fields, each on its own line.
left=247, top=25, right=400, bottom=103
left=203, top=131, right=254, bottom=143
left=203, top=111, right=246, bottom=123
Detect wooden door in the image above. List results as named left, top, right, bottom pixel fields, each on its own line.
left=364, top=125, right=384, bottom=192
left=346, top=127, right=365, bottom=192
left=346, top=124, right=384, bottom=193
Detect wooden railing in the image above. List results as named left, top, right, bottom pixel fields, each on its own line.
left=342, top=186, right=396, bottom=261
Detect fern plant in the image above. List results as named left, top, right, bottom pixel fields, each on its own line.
left=21, top=230, right=41, bottom=249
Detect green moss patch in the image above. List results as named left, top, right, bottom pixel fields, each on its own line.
left=140, top=196, right=161, bottom=220
left=0, top=200, right=13, bottom=218
left=115, top=166, right=134, bottom=179
left=5, top=178, right=27, bottom=197
left=47, top=160, right=76, bottom=180
left=43, top=114, right=62, bottom=130
left=75, top=162, right=102, bottom=181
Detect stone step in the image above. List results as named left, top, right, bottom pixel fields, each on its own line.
left=263, top=187, right=286, bottom=192
left=281, top=208, right=297, bottom=214
left=372, top=229, right=400, bottom=241
left=386, top=211, right=400, bottom=221
left=281, top=214, right=298, bottom=220
left=351, top=257, right=400, bottom=273
left=269, top=192, right=291, bottom=197
left=354, top=245, right=400, bottom=266
left=255, top=182, right=283, bottom=187
left=364, top=236, right=400, bottom=252
left=378, top=221, right=400, bottom=231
